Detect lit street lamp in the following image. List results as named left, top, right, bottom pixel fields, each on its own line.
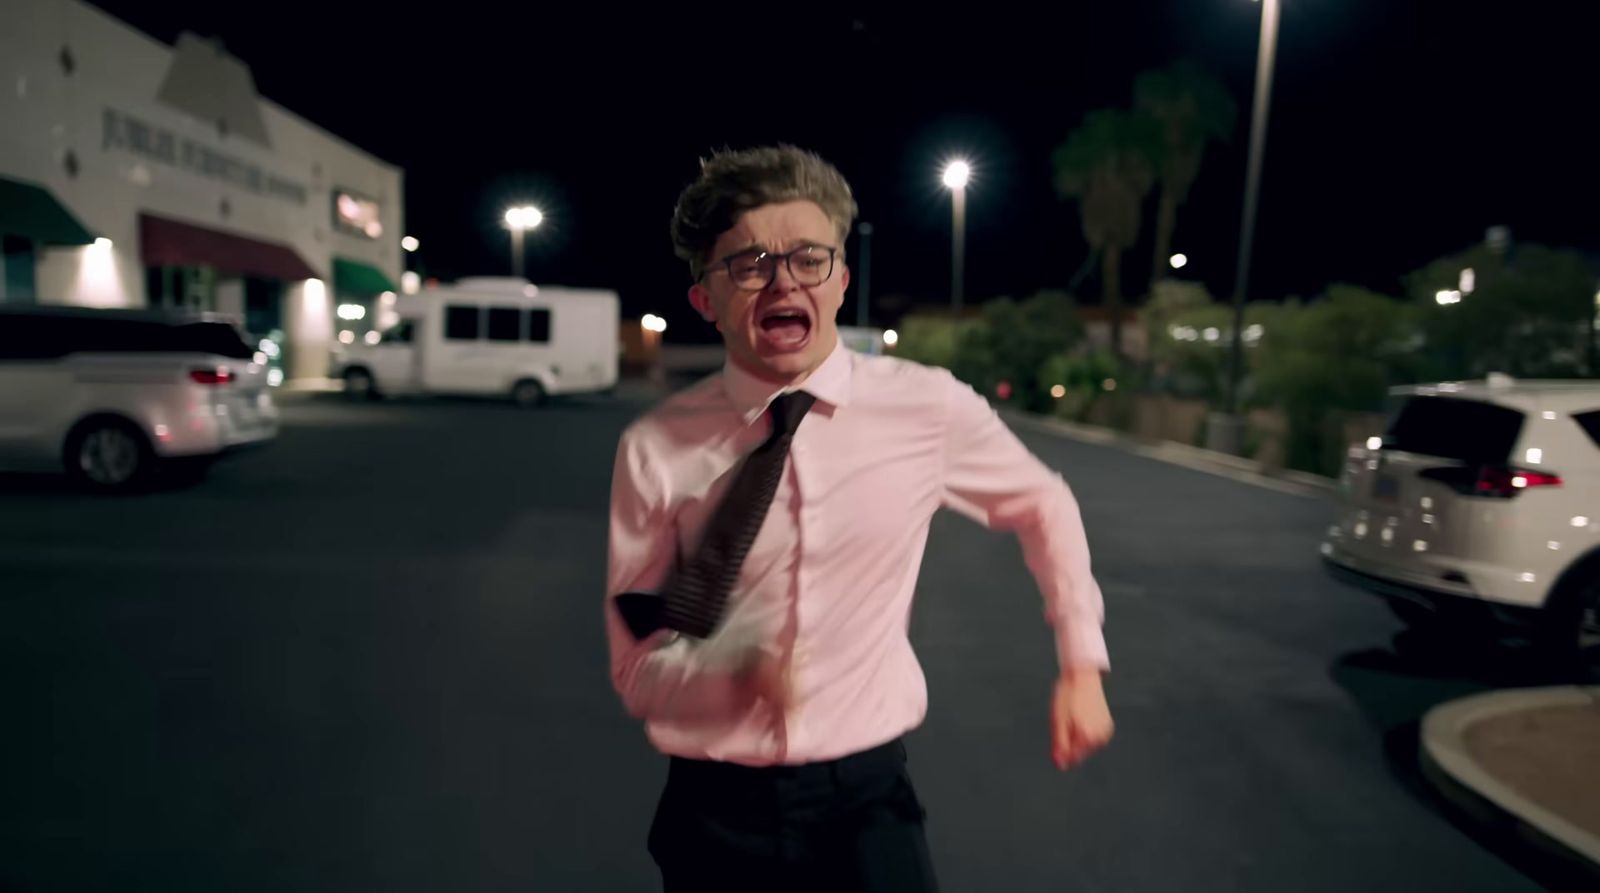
left=942, top=160, right=970, bottom=312
left=504, top=205, right=543, bottom=280
left=1212, top=0, right=1281, bottom=455
left=1169, top=253, right=1188, bottom=270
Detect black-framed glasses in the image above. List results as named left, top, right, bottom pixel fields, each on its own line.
left=712, top=245, right=838, bottom=290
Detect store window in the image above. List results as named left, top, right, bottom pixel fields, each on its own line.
left=332, top=189, right=383, bottom=240
left=1, top=236, right=36, bottom=303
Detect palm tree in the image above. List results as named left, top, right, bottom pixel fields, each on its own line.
left=1135, top=60, right=1238, bottom=293
left=1053, top=109, right=1160, bottom=357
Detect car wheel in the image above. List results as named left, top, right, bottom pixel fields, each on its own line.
left=1538, top=570, right=1600, bottom=683
left=65, top=418, right=153, bottom=493
left=511, top=379, right=546, bottom=408
left=344, top=367, right=380, bottom=400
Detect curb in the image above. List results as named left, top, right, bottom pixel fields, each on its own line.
left=1419, top=686, right=1600, bottom=883
left=1000, top=410, right=1335, bottom=500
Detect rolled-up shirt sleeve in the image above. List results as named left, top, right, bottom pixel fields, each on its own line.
left=937, top=372, right=1110, bottom=672
left=606, top=429, right=755, bottom=721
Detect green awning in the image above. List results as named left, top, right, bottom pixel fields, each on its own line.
left=0, top=176, right=96, bottom=245
left=332, top=257, right=397, bottom=296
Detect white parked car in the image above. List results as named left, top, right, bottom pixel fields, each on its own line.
left=1323, top=377, right=1600, bottom=677
left=332, top=278, right=619, bottom=406
left=0, top=306, right=278, bottom=491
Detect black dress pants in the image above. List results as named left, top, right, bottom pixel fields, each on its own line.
left=648, top=738, right=939, bottom=892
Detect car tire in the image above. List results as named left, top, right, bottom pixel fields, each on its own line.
left=511, top=379, right=546, bottom=408
left=344, top=367, right=380, bottom=401
left=64, top=418, right=154, bottom=493
left=1538, top=568, right=1600, bottom=683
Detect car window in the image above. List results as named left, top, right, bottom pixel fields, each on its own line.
left=165, top=321, right=254, bottom=359
left=527, top=308, right=551, bottom=344
left=487, top=307, right=520, bottom=342
left=382, top=320, right=414, bottom=344
left=445, top=305, right=480, bottom=341
left=1385, top=396, right=1524, bottom=464
left=1574, top=410, right=1600, bottom=451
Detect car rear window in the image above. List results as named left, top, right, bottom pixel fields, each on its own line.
left=165, top=322, right=253, bottom=359
left=0, top=314, right=252, bottom=360
left=1575, top=410, right=1600, bottom=451
left=1385, top=396, right=1525, bottom=464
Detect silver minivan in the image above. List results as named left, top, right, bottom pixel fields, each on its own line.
left=0, top=306, right=278, bottom=491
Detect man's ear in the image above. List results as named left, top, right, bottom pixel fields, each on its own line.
left=688, top=282, right=717, bottom=324
left=839, top=264, right=851, bottom=293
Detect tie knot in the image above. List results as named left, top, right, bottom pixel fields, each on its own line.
left=767, top=390, right=816, bottom=438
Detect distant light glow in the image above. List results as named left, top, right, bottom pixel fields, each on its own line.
left=1548, top=541, right=1562, bottom=551
left=94, top=237, right=112, bottom=249
left=1050, top=384, right=1066, bottom=399
left=1366, top=436, right=1383, bottom=451
left=1169, top=253, right=1188, bottom=269
left=1511, top=475, right=1529, bottom=489
left=258, top=339, right=280, bottom=358
left=1435, top=289, right=1462, bottom=306
left=1102, top=378, right=1117, bottom=392
left=1518, top=572, right=1537, bottom=583
left=641, top=314, right=667, bottom=333
left=401, top=271, right=421, bottom=294
left=1525, top=448, right=1543, bottom=465
left=1459, top=267, right=1475, bottom=295
left=1413, top=540, right=1428, bottom=553
left=1542, top=411, right=1558, bottom=420
left=1243, top=323, right=1265, bottom=343
left=253, top=351, right=268, bottom=365
left=267, top=368, right=284, bottom=387
left=401, top=236, right=419, bottom=252
left=882, top=329, right=899, bottom=347
left=941, top=160, right=971, bottom=190
left=336, top=303, right=367, bottom=321
left=1574, top=516, right=1591, bottom=528
left=1203, top=327, right=1221, bottom=343
left=339, top=330, right=355, bottom=345
left=364, top=330, right=381, bottom=345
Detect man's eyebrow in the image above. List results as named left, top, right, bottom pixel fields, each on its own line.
left=716, top=243, right=765, bottom=263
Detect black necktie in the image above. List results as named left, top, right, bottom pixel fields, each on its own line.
left=615, top=391, right=817, bottom=640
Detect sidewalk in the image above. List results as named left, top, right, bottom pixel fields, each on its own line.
left=1000, top=409, right=1335, bottom=500
left=1420, top=686, right=1600, bottom=883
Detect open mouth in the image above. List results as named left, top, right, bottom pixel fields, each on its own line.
left=757, top=307, right=812, bottom=352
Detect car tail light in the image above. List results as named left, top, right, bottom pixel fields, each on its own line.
left=189, top=367, right=234, bottom=386
left=1420, top=465, right=1562, bottom=498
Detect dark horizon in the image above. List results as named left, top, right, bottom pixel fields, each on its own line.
left=87, top=0, right=1600, bottom=339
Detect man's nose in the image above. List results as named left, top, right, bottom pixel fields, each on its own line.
left=766, top=259, right=799, bottom=293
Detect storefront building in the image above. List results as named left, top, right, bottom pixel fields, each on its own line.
left=0, top=0, right=403, bottom=381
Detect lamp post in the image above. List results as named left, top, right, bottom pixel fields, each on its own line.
left=942, top=161, right=971, bottom=312
left=504, top=206, right=543, bottom=280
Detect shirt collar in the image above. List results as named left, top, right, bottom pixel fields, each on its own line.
left=723, top=337, right=854, bottom=426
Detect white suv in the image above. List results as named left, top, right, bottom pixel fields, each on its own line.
left=0, top=306, right=279, bottom=491
left=1322, top=378, right=1600, bottom=678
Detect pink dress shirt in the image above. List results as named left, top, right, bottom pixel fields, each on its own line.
left=606, top=341, right=1108, bottom=766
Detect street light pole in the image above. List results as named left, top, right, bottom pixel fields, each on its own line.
left=942, top=160, right=971, bottom=313
left=504, top=205, right=542, bottom=281
left=951, top=187, right=966, bottom=312
left=1215, top=0, right=1280, bottom=452
left=856, top=222, right=873, bottom=327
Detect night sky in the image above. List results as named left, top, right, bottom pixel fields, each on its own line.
left=89, top=0, right=1600, bottom=341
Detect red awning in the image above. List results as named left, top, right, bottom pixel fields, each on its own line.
left=139, top=214, right=321, bottom=281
